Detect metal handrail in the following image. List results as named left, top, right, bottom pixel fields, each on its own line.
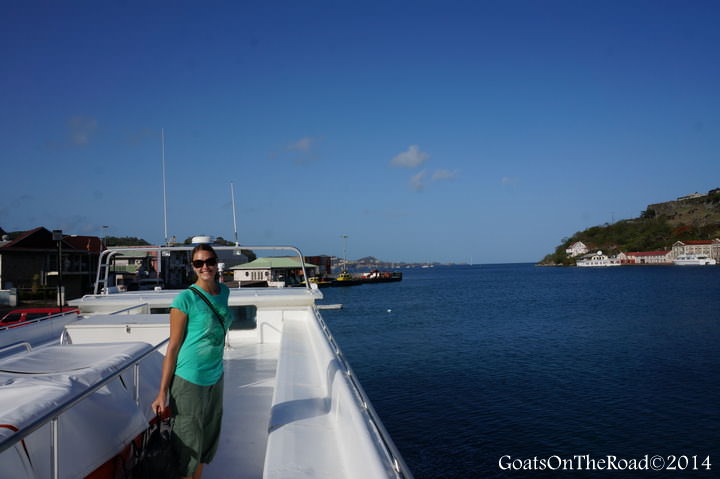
left=0, top=342, right=32, bottom=355
left=0, top=310, right=79, bottom=331
left=313, top=309, right=414, bottom=479
left=0, top=337, right=169, bottom=479
left=108, top=303, right=149, bottom=315
left=94, top=245, right=313, bottom=294
left=59, top=304, right=150, bottom=345
left=94, top=248, right=114, bottom=294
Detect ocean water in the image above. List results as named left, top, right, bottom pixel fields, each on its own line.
left=320, top=264, right=720, bottom=478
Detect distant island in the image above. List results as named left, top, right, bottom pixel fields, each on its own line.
left=340, top=257, right=466, bottom=270
left=539, top=188, right=720, bottom=266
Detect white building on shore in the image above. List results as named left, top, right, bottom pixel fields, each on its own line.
left=619, top=251, right=672, bottom=265
left=672, top=239, right=720, bottom=261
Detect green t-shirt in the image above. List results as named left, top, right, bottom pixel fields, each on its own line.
left=171, top=283, right=231, bottom=386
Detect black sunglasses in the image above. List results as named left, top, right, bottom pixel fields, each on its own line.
left=192, top=257, right=217, bottom=268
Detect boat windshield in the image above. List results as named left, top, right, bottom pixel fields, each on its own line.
left=95, top=245, right=318, bottom=293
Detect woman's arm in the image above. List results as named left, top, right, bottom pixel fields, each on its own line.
left=151, top=307, right=188, bottom=416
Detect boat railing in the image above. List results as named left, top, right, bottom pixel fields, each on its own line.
left=0, top=310, right=79, bottom=332
left=109, top=302, right=150, bottom=315
left=0, top=341, right=32, bottom=355
left=94, top=245, right=313, bottom=294
left=313, top=309, right=414, bottom=479
left=0, top=337, right=169, bottom=479
left=58, top=304, right=149, bottom=344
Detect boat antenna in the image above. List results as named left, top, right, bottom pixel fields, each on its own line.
left=161, top=128, right=169, bottom=245
left=230, top=181, right=239, bottom=246
left=341, top=234, right=348, bottom=273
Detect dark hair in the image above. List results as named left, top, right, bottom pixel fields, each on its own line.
left=191, top=243, right=217, bottom=260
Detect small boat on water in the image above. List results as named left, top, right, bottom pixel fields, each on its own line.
left=359, top=270, right=403, bottom=284
left=0, top=245, right=412, bottom=479
left=576, top=251, right=622, bottom=267
left=673, top=254, right=717, bottom=266
left=331, top=271, right=363, bottom=287
left=302, top=270, right=402, bottom=288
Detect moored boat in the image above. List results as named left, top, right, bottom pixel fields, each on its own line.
left=331, top=271, right=363, bottom=286
left=576, top=251, right=622, bottom=267
left=673, top=254, right=717, bottom=266
left=359, top=269, right=403, bottom=284
left=0, top=245, right=413, bottom=479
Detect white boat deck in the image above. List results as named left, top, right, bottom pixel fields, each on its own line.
left=206, top=332, right=279, bottom=478
left=0, top=285, right=411, bottom=478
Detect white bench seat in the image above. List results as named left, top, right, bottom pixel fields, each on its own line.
left=264, top=315, right=347, bottom=478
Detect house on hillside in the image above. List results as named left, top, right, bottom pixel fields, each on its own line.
left=672, top=239, right=720, bottom=261
left=566, top=241, right=588, bottom=257
left=0, top=227, right=102, bottom=300
left=677, top=192, right=706, bottom=201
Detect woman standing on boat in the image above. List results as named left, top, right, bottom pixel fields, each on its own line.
left=151, top=244, right=231, bottom=479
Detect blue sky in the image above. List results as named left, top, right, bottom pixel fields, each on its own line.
left=2, top=1, right=719, bottom=263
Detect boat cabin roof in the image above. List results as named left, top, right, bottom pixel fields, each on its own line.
left=68, top=286, right=323, bottom=312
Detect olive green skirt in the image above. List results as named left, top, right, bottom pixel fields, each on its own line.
left=169, top=374, right=224, bottom=477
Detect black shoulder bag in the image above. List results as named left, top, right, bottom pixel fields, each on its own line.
left=132, top=415, right=178, bottom=479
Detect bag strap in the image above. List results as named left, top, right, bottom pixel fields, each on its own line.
left=188, top=285, right=228, bottom=333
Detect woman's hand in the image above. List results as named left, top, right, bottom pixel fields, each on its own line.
left=151, top=390, right=170, bottom=417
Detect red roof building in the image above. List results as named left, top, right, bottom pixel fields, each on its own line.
left=622, top=251, right=672, bottom=264
left=672, top=239, right=720, bottom=261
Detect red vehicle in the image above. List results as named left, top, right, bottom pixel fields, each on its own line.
left=0, top=307, right=79, bottom=328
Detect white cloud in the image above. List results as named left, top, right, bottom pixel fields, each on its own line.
left=269, top=137, right=320, bottom=164
left=391, top=145, right=430, bottom=168
left=501, top=177, right=518, bottom=185
left=389, top=146, right=456, bottom=192
left=409, top=170, right=427, bottom=191
left=432, top=169, right=458, bottom=181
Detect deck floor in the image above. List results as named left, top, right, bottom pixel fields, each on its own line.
left=204, top=332, right=278, bottom=479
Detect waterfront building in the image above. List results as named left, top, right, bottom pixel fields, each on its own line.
left=231, top=257, right=318, bottom=287
left=621, top=251, right=672, bottom=265
left=671, top=239, right=720, bottom=261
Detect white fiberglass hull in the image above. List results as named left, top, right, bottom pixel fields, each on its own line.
left=673, top=255, right=717, bottom=266
left=0, top=286, right=411, bottom=479
left=576, top=261, right=621, bottom=267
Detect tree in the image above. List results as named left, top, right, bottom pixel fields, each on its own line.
left=106, top=236, right=150, bottom=246
left=640, top=208, right=656, bottom=219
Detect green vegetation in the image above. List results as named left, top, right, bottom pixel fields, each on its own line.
left=106, top=236, right=151, bottom=246
left=540, top=190, right=720, bottom=265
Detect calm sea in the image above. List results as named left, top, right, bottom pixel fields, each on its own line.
left=321, top=264, right=720, bottom=478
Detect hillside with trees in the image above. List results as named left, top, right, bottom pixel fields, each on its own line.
left=540, top=188, right=720, bottom=265
left=105, top=236, right=151, bottom=246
